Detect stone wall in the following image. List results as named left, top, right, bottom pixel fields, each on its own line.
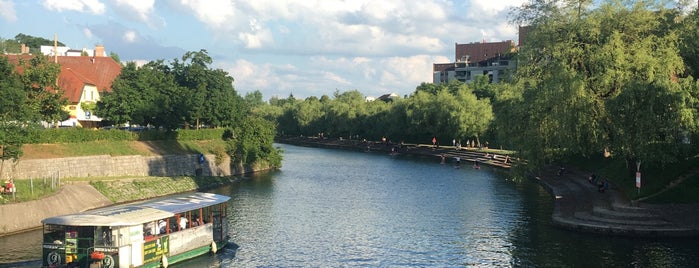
left=0, top=154, right=232, bottom=180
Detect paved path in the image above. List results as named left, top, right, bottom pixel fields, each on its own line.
left=0, top=182, right=112, bottom=236
left=279, top=137, right=699, bottom=237
left=535, top=165, right=699, bottom=237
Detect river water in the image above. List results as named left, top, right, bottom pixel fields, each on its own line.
left=2, top=143, right=699, bottom=267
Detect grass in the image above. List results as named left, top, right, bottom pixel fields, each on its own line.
left=0, top=178, right=61, bottom=204
left=90, top=176, right=239, bottom=203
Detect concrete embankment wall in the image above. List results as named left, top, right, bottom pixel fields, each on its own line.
left=1, top=154, right=232, bottom=180
left=0, top=184, right=112, bottom=235
left=0, top=154, right=260, bottom=236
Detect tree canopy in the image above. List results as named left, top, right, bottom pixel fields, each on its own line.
left=494, top=0, right=699, bottom=167
left=96, top=50, right=245, bottom=130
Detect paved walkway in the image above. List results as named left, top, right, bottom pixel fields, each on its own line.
left=535, top=165, right=699, bottom=237
left=279, top=136, right=699, bottom=237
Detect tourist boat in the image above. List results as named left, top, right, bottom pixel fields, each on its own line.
left=40, top=192, right=230, bottom=268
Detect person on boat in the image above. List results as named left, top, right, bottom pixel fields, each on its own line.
left=179, top=215, right=188, bottom=230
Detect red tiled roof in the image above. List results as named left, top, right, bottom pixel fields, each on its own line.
left=2, top=55, right=121, bottom=103
left=455, top=41, right=514, bottom=64
left=56, top=56, right=121, bottom=101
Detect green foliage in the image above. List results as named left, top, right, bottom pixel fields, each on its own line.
left=227, top=116, right=282, bottom=167
left=176, top=129, right=226, bottom=141
left=109, top=52, right=121, bottom=64
left=498, top=0, right=698, bottom=167
left=272, top=82, right=494, bottom=146
left=97, top=50, right=245, bottom=130
left=16, top=55, right=70, bottom=123
left=0, top=55, right=66, bottom=167
left=32, top=128, right=137, bottom=143
left=90, top=176, right=237, bottom=203
left=12, top=33, right=65, bottom=53
left=0, top=178, right=60, bottom=204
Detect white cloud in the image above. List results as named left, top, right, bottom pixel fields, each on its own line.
left=178, top=0, right=235, bottom=28
left=111, top=0, right=164, bottom=27
left=83, top=27, right=93, bottom=39
left=471, top=0, right=527, bottom=15
left=0, top=0, right=17, bottom=22
left=123, top=30, right=136, bottom=42
left=43, top=0, right=106, bottom=14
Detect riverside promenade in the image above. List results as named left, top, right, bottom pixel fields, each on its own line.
left=278, top=136, right=699, bottom=237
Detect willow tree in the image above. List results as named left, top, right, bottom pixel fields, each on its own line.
left=501, top=0, right=696, bottom=167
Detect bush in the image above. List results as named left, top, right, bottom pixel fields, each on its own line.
left=32, top=128, right=137, bottom=143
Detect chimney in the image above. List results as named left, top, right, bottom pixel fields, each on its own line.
left=95, top=45, right=105, bottom=57
left=20, top=44, right=29, bottom=54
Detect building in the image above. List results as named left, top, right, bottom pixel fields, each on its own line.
left=40, top=45, right=104, bottom=57
left=433, top=40, right=516, bottom=85
left=3, top=45, right=121, bottom=128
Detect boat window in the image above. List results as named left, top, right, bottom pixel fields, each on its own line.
left=43, top=224, right=66, bottom=244
left=94, top=226, right=113, bottom=246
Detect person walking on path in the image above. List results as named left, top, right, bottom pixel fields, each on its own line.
left=432, top=137, right=437, bottom=148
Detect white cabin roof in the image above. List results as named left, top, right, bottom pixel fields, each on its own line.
left=42, top=192, right=230, bottom=227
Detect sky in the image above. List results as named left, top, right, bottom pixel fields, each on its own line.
left=0, top=0, right=528, bottom=100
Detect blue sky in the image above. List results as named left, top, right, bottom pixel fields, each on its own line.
left=0, top=0, right=528, bottom=100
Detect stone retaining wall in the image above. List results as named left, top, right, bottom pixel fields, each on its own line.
left=0, top=154, right=232, bottom=180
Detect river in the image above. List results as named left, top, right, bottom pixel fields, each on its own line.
left=2, top=143, right=699, bottom=267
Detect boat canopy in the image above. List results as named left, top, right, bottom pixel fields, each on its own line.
left=41, top=192, right=230, bottom=227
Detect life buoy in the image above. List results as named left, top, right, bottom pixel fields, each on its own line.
left=161, top=255, right=168, bottom=268
left=211, top=241, right=218, bottom=254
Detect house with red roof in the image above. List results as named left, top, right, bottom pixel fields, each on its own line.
left=3, top=46, right=121, bottom=128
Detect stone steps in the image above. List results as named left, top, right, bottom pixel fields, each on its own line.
left=542, top=165, right=678, bottom=232
left=592, top=207, right=661, bottom=221
left=574, top=211, right=670, bottom=226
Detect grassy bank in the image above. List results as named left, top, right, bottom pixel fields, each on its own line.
left=90, top=176, right=240, bottom=203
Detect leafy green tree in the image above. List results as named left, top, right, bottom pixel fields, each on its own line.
left=0, top=37, right=20, bottom=54
left=13, top=33, right=65, bottom=54
left=0, top=55, right=42, bottom=176
left=16, top=55, right=69, bottom=125
left=171, top=50, right=244, bottom=129
left=0, top=57, right=30, bottom=167
left=502, top=0, right=697, bottom=168
left=109, top=52, right=121, bottom=65
left=227, top=116, right=282, bottom=167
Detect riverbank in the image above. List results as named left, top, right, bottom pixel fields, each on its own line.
left=0, top=169, right=269, bottom=237
left=277, top=136, right=514, bottom=169
left=276, top=136, right=699, bottom=237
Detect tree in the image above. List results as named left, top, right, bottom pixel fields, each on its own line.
left=227, top=116, right=282, bottom=167
left=13, top=33, right=65, bottom=54
left=0, top=37, right=20, bottom=54
left=0, top=56, right=30, bottom=175
left=109, top=52, right=121, bottom=65
left=171, top=50, right=244, bottom=129
left=501, top=0, right=696, bottom=167
left=16, top=55, right=69, bottom=125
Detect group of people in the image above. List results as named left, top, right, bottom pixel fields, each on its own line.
left=588, top=173, right=609, bottom=193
